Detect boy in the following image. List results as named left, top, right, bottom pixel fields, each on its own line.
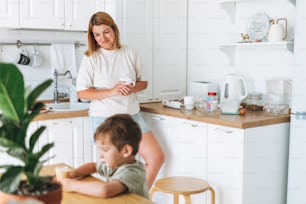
left=58, top=114, right=148, bottom=198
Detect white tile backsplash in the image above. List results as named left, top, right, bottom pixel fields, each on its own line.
left=0, top=29, right=87, bottom=100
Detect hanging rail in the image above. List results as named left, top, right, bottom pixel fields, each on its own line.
left=0, top=40, right=85, bottom=48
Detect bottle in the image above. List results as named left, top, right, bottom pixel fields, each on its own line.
left=69, top=79, right=78, bottom=103
left=206, top=92, right=218, bottom=112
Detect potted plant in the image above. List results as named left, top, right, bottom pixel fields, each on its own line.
left=0, top=63, right=62, bottom=204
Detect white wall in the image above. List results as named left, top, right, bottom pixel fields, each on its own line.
left=187, top=0, right=296, bottom=96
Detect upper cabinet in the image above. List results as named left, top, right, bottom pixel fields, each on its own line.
left=0, top=0, right=105, bottom=31
left=19, top=0, right=104, bottom=31
left=0, top=0, right=19, bottom=27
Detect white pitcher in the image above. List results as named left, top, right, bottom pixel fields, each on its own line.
left=267, top=18, right=288, bottom=42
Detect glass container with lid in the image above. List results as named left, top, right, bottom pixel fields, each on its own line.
left=245, top=92, right=265, bottom=111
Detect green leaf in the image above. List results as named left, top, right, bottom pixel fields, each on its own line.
left=27, top=79, right=53, bottom=109
left=34, top=143, right=55, bottom=160
left=7, top=147, right=27, bottom=163
left=0, top=63, right=25, bottom=122
left=26, top=173, right=51, bottom=187
left=0, top=137, right=23, bottom=149
left=0, top=166, right=23, bottom=193
left=29, top=126, right=46, bottom=152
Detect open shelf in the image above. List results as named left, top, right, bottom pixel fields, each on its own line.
left=220, top=40, right=294, bottom=52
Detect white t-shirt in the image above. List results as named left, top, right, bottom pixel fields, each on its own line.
left=76, top=45, right=144, bottom=117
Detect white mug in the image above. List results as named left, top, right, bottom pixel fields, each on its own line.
left=30, top=46, right=43, bottom=67
left=183, top=96, right=194, bottom=110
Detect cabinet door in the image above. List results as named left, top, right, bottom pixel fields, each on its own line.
left=83, top=117, right=98, bottom=163
left=207, top=124, right=244, bottom=204
left=38, top=118, right=84, bottom=168
left=20, top=0, right=65, bottom=29
left=65, top=0, right=105, bottom=31
left=0, top=0, right=19, bottom=28
left=20, top=0, right=104, bottom=30
left=152, top=0, right=187, bottom=101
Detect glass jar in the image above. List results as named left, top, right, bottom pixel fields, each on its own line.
left=245, top=93, right=265, bottom=111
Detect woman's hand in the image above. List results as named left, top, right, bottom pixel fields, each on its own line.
left=119, top=82, right=133, bottom=96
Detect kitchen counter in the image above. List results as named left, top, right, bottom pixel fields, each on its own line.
left=34, top=110, right=88, bottom=121
left=140, top=102, right=290, bottom=129
left=33, top=102, right=290, bottom=129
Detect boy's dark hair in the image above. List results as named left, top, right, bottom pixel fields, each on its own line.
left=94, top=114, right=142, bottom=155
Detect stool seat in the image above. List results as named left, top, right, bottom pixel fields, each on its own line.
left=150, top=176, right=215, bottom=204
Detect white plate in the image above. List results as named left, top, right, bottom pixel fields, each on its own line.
left=246, top=12, right=270, bottom=42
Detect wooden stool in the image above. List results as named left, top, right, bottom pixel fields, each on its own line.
left=149, top=176, right=215, bottom=204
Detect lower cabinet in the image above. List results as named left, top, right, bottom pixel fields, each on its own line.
left=141, top=112, right=208, bottom=204
left=142, top=112, right=290, bottom=204
left=38, top=118, right=85, bottom=167
left=207, top=123, right=290, bottom=204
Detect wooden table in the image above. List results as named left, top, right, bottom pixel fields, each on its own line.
left=41, top=163, right=152, bottom=204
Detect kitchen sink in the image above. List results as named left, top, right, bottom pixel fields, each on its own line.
left=44, top=102, right=90, bottom=112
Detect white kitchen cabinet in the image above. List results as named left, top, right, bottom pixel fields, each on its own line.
left=83, top=117, right=98, bottom=163
left=0, top=0, right=19, bottom=28
left=142, top=112, right=208, bottom=204
left=105, top=0, right=187, bottom=102
left=151, top=0, right=187, bottom=101
left=19, top=0, right=104, bottom=31
left=38, top=117, right=85, bottom=168
left=207, top=122, right=290, bottom=204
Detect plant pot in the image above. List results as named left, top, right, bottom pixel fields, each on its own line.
left=0, top=182, right=62, bottom=204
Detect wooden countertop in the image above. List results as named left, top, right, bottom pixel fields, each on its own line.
left=33, top=102, right=290, bottom=129
left=34, top=110, right=89, bottom=121
left=140, top=102, right=290, bottom=129
left=41, top=163, right=152, bottom=204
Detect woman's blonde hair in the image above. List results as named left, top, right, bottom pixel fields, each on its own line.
left=85, top=11, right=121, bottom=56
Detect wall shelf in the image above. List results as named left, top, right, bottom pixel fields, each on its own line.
left=220, top=40, right=294, bottom=65
left=221, top=40, right=294, bottom=52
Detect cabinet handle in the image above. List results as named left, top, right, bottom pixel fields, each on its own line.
left=213, top=127, right=233, bottom=134
left=52, top=121, right=73, bottom=126
left=151, top=116, right=165, bottom=121
left=183, top=121, right=198, bottom=127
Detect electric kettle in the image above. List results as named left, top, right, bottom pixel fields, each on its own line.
left=220, top=74, right=248, bottom=113
left=267, top=18, right=288, bottom=42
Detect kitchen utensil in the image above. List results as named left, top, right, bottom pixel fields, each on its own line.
left=246, top=12, right=270, bottom=42
left=267, top=18, right=288, bottom=42
left=220, top=74, right=248, bottom=113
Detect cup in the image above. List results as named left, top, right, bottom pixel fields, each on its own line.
left=55, top=166, right=70, bottom=180
left=183, top=96, right=194, bottom=110
left=16, top=48, right=30, bottom=65
left=30, top=46, right=43, bottom=67
left=120, top=77, right=136, bottom=87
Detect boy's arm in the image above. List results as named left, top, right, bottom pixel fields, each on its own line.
left=68, top=162, right=96, bottom=179
left=61, top=178, right=127, bottom=198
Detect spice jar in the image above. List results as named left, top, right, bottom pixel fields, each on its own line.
left=245, top=93, right=265, bottom=111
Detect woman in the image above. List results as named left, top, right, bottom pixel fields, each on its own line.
left=76, top=11, right=165, bottom=188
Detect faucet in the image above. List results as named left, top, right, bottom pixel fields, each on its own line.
left=53, top=69, right=73, bottom=103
